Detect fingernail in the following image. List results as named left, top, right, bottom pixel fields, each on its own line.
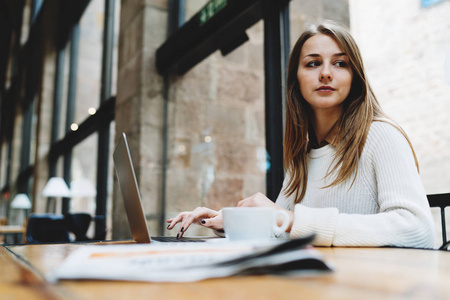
left=181, top=227, right=184, bottom=232
left=177, top=233, right=179, bottom=239
left=167, top=225, right=170, bottom=229
left=201, top=220, right=206, bottom=224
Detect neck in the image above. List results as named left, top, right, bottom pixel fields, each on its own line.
left=311, top=109, right=342, bottom=142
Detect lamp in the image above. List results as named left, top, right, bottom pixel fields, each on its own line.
left=11, top=194, right=32, bottom=209
left=42, top=177, right=71, bottom=213
left=70, top=179, right=96, bottom=198
left=69, top=179, right=96, bottom=240
left=42, top=177, right=71, bottom=198
left=69, top=178, right=96, bottom=216
left=10, top=193, right=32, bottom=225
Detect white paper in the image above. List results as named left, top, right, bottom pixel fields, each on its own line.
left=50, top=238, right=331, bottom=283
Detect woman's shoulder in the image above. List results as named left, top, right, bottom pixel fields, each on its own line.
left=367, top=120, right=406, bottom=141
left=365, top=120, right=412, bottom=153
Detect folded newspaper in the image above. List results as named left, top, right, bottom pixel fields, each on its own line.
left=50, top=235, right=332, bottom=282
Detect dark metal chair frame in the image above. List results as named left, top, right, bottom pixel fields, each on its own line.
left=427, top=193, right=450, bottom=250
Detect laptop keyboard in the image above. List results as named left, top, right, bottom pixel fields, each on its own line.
left=151, top=236, right=205, bottom=243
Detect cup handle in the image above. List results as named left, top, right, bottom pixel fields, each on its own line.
left=272, top=210, right=290, bottom=234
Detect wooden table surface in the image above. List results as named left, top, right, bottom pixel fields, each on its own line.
left=0, top=225, right=25, bottom=234
left=2, top=241, right=450, bottom=300
left=0, top=225, right=25, bottom=244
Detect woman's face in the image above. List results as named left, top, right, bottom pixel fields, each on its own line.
left=297, top=34, right=353, bottom=117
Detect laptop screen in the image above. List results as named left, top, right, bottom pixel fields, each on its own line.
left=113, top=133, right=151, bottom=243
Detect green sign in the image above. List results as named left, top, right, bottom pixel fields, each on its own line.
left=199, top=0, right=228, bottom=25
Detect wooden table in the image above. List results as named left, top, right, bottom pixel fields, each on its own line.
left=0, top=225, right=25, bottom=244
left=1, top=242, right=450, bottom=300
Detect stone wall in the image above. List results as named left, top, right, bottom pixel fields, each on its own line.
left=349, top=0, right=450, bottom=247
left=113, top=0, right=168, bottom=238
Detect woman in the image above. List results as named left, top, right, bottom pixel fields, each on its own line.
left=167, top=21, right=435, bottom=248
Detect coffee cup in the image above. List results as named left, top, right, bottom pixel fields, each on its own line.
left=222, top=207, right=290, bottom=241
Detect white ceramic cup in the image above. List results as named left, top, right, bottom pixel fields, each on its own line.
left=222, top=207, right=290, bottom=241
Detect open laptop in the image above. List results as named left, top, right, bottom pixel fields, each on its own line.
left=113, top=132, right=206, bottom=243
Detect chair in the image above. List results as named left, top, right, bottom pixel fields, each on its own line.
left=427, top=193, right=450, bottom=250
left=64, top=213, right=92, bottom=241
left=26, top=214, right=71, bottom=243
left=26, top=213, right=93, bottom=244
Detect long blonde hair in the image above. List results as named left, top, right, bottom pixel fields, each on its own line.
left=283, top=20, right=419, bottom=203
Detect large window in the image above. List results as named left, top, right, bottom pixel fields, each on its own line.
left=0, top=0, right=119, bottom=240
left=164, top=18, right=267, bottom=236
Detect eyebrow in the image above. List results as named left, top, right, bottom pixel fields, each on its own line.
left=303, top=52, right=347, bottom=59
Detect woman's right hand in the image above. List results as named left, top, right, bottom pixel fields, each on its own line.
left=166, top=207, right=223, bottom=238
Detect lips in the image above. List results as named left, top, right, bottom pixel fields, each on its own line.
left=316, top=86, right=336, bottom=91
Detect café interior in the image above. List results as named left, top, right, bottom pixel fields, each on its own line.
left=1, top=0, right=450, bottom=299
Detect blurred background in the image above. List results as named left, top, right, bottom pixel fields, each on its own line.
left=0, top=0, right=449, bottom=247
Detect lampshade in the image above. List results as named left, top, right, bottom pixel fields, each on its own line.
left=42, top=177, right=71, bottom=198
left=70, top=178, right=97, bottom=197
left=11, top=193, right=32, bottom=209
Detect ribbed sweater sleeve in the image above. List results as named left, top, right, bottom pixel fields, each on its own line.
left=276, top=122, right=435, bottom=248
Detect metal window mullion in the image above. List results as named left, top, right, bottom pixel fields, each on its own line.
left=168, top=0, right=185, bottom=35
left=31, top=0, right=43, bottom=25
left=18, top=0, right=44, bottom=194
left=441, top=208, right=447, bottom=244
left=46, top=46, right=65, bottom=213
left=1, top=0, right=25, bottom=205
left=49, top=47, right=65, bottom=177
left=280, top=4, right=290, bottom=136
left=19, top=98, right=33, bottom=193
left=62, top=24, right=80, bottom=214
left=94, top=0, right=116, bottom=240
left=263, top=0, right=290, bottom=201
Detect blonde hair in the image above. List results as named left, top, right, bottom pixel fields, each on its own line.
left=283, top=20, right=419, bottom=203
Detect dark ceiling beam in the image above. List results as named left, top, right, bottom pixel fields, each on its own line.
left=57, top=0, right=92, bottom=49
left=156, top=0, right=289, bottom=75
left=49, top=96, right=115, bottom=162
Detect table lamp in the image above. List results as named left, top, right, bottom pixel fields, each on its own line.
left=10, top=193, right=32, bottom=225
left=70, top=178, right=96, bottom=213
left=42, top=177, right=71, bottom=213
left=70, top=178, right=96, bottom=198
left=69, top=179, right=97, bottom=241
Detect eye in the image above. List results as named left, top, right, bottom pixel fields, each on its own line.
left=335, top=61, right=347, bottom=68
left=306, top=61, right=321, bottom=67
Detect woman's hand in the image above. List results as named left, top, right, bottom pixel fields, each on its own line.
left=237, top=192, right=280, bottom=209
left=238, top=192, right=294, bottom=232
left=166, top=207, right=223, bottom=238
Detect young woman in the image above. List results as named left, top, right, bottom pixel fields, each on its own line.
left=167, top=21, right=435, bottom=248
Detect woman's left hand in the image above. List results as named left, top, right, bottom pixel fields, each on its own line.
left=237, top=192, right=280, bottom=209
left=237, top=192, right=294, bottom=232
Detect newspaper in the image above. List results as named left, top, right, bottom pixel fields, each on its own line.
left=50, top=235, right=332, bottom=283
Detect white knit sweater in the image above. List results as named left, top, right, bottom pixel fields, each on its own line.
left=275, top=122, right=435, bottom=248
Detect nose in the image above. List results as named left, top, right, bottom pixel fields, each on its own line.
left=319, top=64, right=333, bottom=81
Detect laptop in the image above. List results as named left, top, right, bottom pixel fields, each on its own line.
left=113, top=132, right=206, bottom=243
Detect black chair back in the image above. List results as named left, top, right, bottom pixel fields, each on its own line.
left=427, top=193, right=450, bottom=250
left=65, top=213, right=92, bottom=241
left=26, top=214, right=71, bottom=243
left=26, top=213, right=93, bottom=243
